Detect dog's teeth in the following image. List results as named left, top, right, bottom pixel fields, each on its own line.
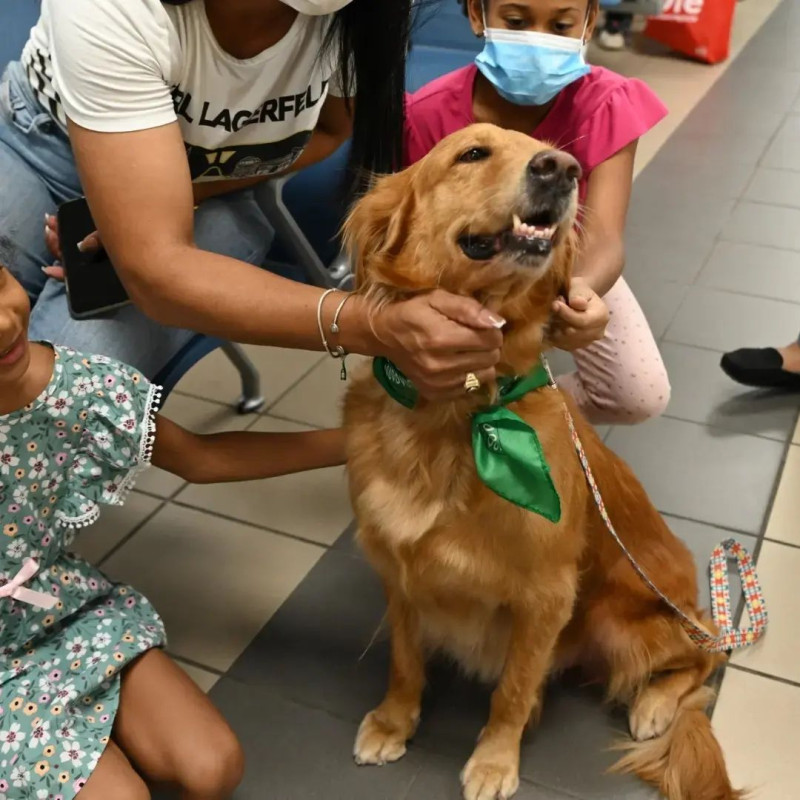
left=512, top=214, right=523, bottom=234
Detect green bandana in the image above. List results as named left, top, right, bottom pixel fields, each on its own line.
left=372, top=358, right=561, bottom=522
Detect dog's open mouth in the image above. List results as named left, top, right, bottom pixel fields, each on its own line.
left=457, top=212, right=560, bottom=263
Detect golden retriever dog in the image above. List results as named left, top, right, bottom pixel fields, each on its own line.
left=342, top=123, right=739, bottom=800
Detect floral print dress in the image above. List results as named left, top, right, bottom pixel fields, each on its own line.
left=0, top=345, right=166, bottom=799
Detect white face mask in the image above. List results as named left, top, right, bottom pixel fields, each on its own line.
left=282, top=0, right=354, bottom=14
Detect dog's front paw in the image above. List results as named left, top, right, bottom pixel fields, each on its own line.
left=629, top=687, right=679, bottom=741
left=461, top=752, right=520, bottom=800
left=353, top=710, right=410, bottom=766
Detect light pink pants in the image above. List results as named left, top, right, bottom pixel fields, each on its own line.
left=557, top=277, right=670, bottom=425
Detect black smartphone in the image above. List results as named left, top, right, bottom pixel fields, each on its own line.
left=58, top=197, right=131, bottom=320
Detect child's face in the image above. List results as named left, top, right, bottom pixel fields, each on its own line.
left=468, top=0, right=596, bottom=40
left=0, top=266, right=32, bottom=384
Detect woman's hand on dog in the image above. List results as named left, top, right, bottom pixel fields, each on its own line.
left=42, top=216, right=503, bottom=396
left=373, top=290, right=505, bottom=400
left=549, top=278, right=609, bottom=352
left=41, top=214, right=102, bottom=281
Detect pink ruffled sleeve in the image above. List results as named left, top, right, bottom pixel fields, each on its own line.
left=571, top=78, right=667, bottom=174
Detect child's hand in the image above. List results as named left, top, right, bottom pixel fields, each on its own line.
left=549, top=277, right=609, bottom=352
left=41, top=214, right=103, bottom=282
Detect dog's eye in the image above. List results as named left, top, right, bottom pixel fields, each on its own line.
left=457, top=147, right=491, bottom=164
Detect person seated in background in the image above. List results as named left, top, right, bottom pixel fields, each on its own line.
left=721, top=336, right=800, bottom=390
left=404, top=0, right=671, bottom=426
left=598, top=9, right=634, bottom=50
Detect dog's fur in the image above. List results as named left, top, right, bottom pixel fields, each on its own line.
left=342, top=124, right=740, bottom=800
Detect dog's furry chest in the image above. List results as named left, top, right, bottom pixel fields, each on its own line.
left=345, top=372, right=589, bottom=679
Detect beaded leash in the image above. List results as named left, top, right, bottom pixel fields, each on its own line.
left=541, top=358, right=768, bottom=654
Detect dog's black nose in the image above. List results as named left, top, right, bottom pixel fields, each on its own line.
left=527, top=150, right=582, bottom=185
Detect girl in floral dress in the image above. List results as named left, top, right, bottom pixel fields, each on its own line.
left=0, top=264, right=346, bottom=799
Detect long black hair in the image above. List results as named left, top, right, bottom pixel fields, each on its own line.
left=323, top=0, right=414, bottom=191
left=163, top=1, right=416, bottom=194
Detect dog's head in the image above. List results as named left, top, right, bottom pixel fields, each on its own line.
left=343, top=123, right=581, bottom=366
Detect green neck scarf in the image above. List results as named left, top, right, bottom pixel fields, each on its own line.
left=372, top=358, right=561, bottom=522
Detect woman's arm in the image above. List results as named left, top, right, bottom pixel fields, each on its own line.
left=66, top=119, right=504, bottom=397
left=151, top=415, right=346, bottom=483
left=68, top=115, right=371, bottom=346
left=573, top=141, right=637, bottom=296
left=192, top=95, right=353, bottom=204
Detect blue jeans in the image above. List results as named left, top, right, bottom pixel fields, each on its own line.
left=0, top=61, right=275, bottom=378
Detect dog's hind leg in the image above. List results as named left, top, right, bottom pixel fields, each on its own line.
left=354, top=587, right=425, bottom=767
left=628, top=658, right=716, bottom=742
left=608, top=621, right=740, bottom=799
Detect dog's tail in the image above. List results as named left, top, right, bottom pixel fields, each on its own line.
left=611, top=687, right=747, bottom=800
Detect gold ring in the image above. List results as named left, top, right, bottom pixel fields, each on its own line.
left=464, top=372, right=481, bottom=393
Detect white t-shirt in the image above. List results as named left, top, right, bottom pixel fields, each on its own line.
left=21, top=0, right=347, bottom=182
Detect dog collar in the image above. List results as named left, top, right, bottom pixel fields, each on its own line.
left=372, top=358, right=561, bottom=522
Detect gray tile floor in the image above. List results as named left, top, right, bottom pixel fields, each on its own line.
left=206, top=4, right=800, bottom=797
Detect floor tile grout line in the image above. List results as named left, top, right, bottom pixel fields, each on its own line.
left=636, top=261, right=800, bottom=304
left=752, top=409, right=799, bottom=560
left=682, top=276, right=800, bottom=306
left=254, top=410, right=327, bottom=431
left=166, top=498, right=336, bottom=551
left=97, top=496, right=171, bottom=569
left=755, top=107, right=795, bottom=173
left=691, top=280, right=800, bottom=307
left=130, top=487, right=169, bottom=502
left=763, top=535, right=800, bottom=551
left=517, top=778, right=586, bottom=800
left=726, top=663, right=800, bottom=691
left=659, top=333, right=796, bottom=358
left=170, top=653, right=227, bottom=678
left=715, top=230, right=800, bottom=257
left=652, top=511, right=760, bottom=540
left=737, top=195, right=800, bottom=213
left=659, top=411, right=796, bottom=446
left=172, top=389, right=253, bottom=411
left=172, top=353, right=326, bottom=414
left=657, top=338, right=756, bottom=358
left=615, top=412, right=791, bottom=441
left=263, top=355, right=329, bottom=414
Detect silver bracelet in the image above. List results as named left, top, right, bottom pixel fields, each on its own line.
left=330, top=292, right=353, bottom=335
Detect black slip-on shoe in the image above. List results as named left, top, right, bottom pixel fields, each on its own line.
left=720, top=347, right=800, bottom=390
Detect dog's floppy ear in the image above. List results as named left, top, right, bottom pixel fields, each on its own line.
left=342, top=168, right=419, bottom=293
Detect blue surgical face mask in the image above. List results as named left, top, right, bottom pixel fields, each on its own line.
left=475, top=12, right=591, bottom=107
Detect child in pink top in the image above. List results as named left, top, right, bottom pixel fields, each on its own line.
left=405, top=0, right=670, bottom=425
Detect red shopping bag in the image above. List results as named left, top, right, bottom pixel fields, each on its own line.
left=644, top=0, right=736, bottom=64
